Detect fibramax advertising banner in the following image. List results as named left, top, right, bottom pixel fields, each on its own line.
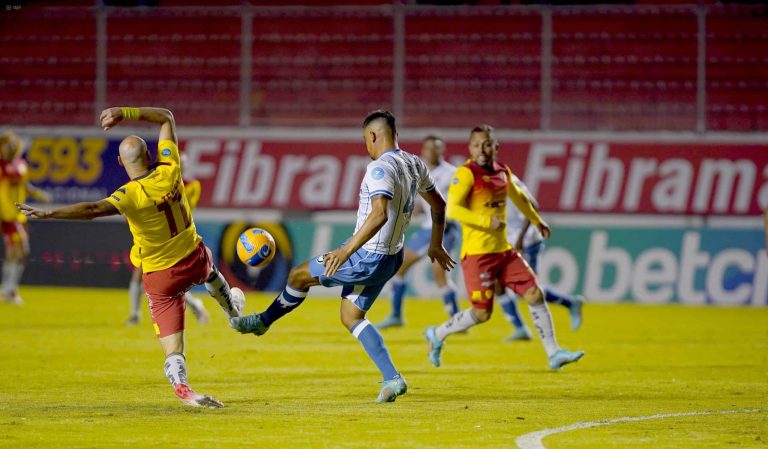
left=19, top=132, right=768, bottom=215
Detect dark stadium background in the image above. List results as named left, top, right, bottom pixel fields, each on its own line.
left=1, top=1, right=766, bottom=306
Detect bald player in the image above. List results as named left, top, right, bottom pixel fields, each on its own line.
left=231, top=110, right=455, bottom=403
left=17, top=106, right=245, bottom=408
left=125, top=152, right=210, bottom=326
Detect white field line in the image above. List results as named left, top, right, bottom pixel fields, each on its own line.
left=515, top=408, right=763, bottom=449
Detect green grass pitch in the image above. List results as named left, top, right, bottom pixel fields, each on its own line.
left=0, top=287, right=766, bottom=448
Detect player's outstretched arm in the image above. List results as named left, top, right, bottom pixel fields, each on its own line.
left=419, top=188, right=456, bottom=271
left=100, top=107, right=177, bottom=145
left=323, top=195, right=390, bottom=277
left=16, top=200, right=119, bottom=220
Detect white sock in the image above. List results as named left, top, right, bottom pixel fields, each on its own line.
left=435, top=308, right=479, bottom=341
left=529, top=301, right=560, bottom=357
left=128, top=279, right=142, bottom=319
left=204, top=270, right=236, bottom=317
left=163, top=353, right=189, bottom=387
left=184, top=292, right=205, bottom=313
left=2, top=261, right=16, bottom=297
left=11, top=261, right=24, bottom=292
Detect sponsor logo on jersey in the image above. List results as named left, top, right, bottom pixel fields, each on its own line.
left=371, top=167, right=385, bottom=180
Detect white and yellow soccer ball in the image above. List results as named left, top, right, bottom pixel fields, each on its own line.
left=236, top=227, right=276, bottom=268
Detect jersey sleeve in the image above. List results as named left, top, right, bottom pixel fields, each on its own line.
left=184, top=179, right=202, bottom=210
left=506, top=169, right=542, bottom=225
left=446, top=166, right=491, bottom=228
left=364, top=162, right=395, bottom=199
left=511, top=174, right=539, bottom=209
left=104, top=184, right=134, bottom=215
left=157, top=140, right=181, bottom=167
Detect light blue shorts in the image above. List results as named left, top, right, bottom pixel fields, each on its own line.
left=309, top=247, right=404, bottom=311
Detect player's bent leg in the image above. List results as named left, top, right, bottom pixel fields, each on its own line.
left=126, top=267, right=143, bottom=325
left=231, top=260, right=319, bottom=335
left=522, top=286, right=584, bottom=370
left=184, top=292, right=210, bottom=325
left=160, top=333, right=223, bottom=409
left=204, top=268, right=244, bottom=318
left=151, top=293, right=223, bottom=409
left=2, top=233, right=25, bottom=304
left=377, top=248, right=421, bottom=329
left=431, top=261, right=459, bottom=316
left=498, top=285, right=532, bottom=342
left=543, top=288, right=584, bottom=331
left=340, top=294, right=406, bottom=403
left=424, top=304, right=488, bottom=368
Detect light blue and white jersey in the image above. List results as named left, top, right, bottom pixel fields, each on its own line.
left=357, top=149, right=436, bottom=255
left=418, top=159, right=457, bottom=229
left=506, top=174, right=543, bottom=248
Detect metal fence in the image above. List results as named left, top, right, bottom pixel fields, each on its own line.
left=1, top=3, right=766, bottom=131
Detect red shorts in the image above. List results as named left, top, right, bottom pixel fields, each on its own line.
left=142, top=242, right=214, bottom=338
left=461, top=250, right=539, bottom=311
left=1, top=221, right=28, bottom=247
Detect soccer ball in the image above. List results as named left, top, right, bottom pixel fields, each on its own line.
left=236, top=227, right=276, bottom=268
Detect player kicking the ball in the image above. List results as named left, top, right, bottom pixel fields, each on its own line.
left=231, top=110, right=455, bottom=402
left=17, top=106, right=245, bottom=408
left=423, top=125, right=584, bottom=370
left=125, top=153, right=210, bottom=327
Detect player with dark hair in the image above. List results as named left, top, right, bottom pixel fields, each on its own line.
left=231, top=109, right=455, bottom=402
left=17, top=107, right=245, bottom=408
left=377, top=134, right=460, bottom=329
left=424, top=125, right=584, bottom=370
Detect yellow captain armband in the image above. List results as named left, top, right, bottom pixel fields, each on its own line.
left=121, top=107, right=140, bottom=121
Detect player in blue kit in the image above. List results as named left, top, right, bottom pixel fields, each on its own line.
left=231, top=110, right=455, bottom=402
left=497, top=174, right=584, bottom=341
left=377, top=135, right=460, bottom=329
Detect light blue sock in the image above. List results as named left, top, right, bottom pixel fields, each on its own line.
left=498, top=292, right=525, bottom=329
left=351, top=319, right=398, bottom=381
left=390, top=275, right=406, bottom=319
left=544, top=288, right=573, bottom=308
left=442, top=285, right=459, bottom=316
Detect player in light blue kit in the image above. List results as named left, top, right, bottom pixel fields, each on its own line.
left=377, top=135, right=460, bottom=329
left=230, top=110, right=455, bottom=402
left=497, top=174, right=584, bottom=341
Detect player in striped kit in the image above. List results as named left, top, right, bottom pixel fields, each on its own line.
left=497, top=174, right=584, bottom=341
left=231, top=110, right=455, bottom=402
left=377, top=135, right=460, bottom=329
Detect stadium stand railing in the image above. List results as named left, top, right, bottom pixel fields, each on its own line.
left=0, top=3, right=766, bottom=131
